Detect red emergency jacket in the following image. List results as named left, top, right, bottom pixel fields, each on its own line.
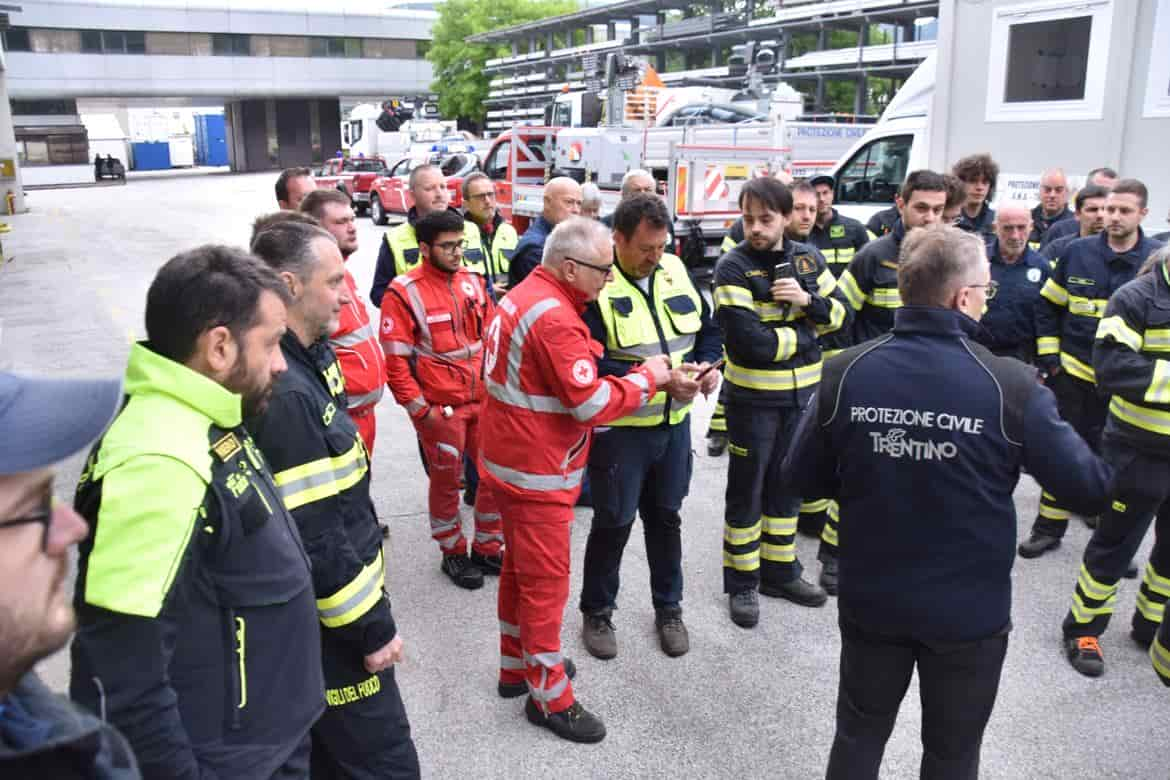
left=329, top=269, right=386, bottom=412
left=380, top=259, right=492, bottom=415
left=479, top=266, right=658, bottom=506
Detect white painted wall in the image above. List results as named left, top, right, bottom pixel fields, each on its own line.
left=22, top=164, right=92, bottom=187
left=7, top=52, right=435, bottom=99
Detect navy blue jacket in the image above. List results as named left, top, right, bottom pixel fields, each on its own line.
left=783, top=307, right=1111, bottom=641
left=1029, top=204, right=1075, bottom=247
left=1041, top=216, right=1081, bottom=249
left=977, top=239, right=1050, bottom=359
left=956, top=202, right=996, bottom=238
left=509, top=215, right=554, bottom=289
left=1041, top=230, right=1083, bottom=264
left=865, top=206, right=900, bottom=238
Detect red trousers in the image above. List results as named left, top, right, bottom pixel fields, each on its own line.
left=496, top=494, right=575, bottom=714
left=350, top=404, right=377, bottom=458
left=414, top=402, right=502, bottom=557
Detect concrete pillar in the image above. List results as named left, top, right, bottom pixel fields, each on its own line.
left=585, top=26, right=593, bottom=44
left=0, top=51, right=26, bottom=214
left=854, top=75, right=866, bottom=115
left=815, top=75, right=826, bottom=113
left=511, top=41, right=519, bottom=56
left=711, top=45, right=719, bottom=67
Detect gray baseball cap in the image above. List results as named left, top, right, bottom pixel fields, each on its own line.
left=0, top=372, right=122, bottom=474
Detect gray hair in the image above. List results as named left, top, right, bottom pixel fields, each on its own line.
left=408, top=163, right=441, bottom=193
left=250, top=219, right=336, bottom=281
left=542, top=216, right=612, bottom=270
left=620, top=168, right=654, bottom=199
left=581, top=182, right=602, bottom=209
left=897, top=225, right=987, bottom=307
left=1138, top=244, right=1170, bottom=277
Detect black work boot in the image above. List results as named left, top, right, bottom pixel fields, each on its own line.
left=525, top=696, right=606, bottom=743
left=440, top=554, right=484, bottom=590
left=707, top=433, right=728, bottom=457
left=729, top=589, right=759, bottom=628
left=1018, top=533, right=1060, bottom=559
left=582, top=610, right=617, bottom=660
left=655, top=606, right=690, bottom=657
left=1123, top=560, right=1139, bottom=579
left=470, top=550, right=503, bottom=576
left=760, top=577, right=828, bottom=607
left=498, top=658, right=576, bottom=699
left=1066, top=636, right=1105, bottom=677
left=819, top=559, right=839, bottom=596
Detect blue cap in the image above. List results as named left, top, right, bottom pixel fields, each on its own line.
left=0, top=372, right=122, bottom=474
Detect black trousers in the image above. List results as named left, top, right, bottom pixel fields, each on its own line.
left=826, top=617, right=1008, bottom=780
left=723, top=402, right=803, bottom=592
left=1032, top=372, right=1107, bottom=538
left=1063, top=440, right=1170, bottom=640
left=310, top=634, right=420, bottom=780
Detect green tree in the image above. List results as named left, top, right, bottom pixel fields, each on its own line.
left=427, top=0, right=578, bottom=125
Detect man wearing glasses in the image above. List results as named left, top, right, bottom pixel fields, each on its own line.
left=974, top=203, right=1048, bottom=363
left=0, top=372, right=137, bottom=777
left=480, top=217, right=671, bottom=743
left=380, top=209, right=502, bottom=590
left=462, top=172, right=518, bottom=299
left=784, top=225, right=1110, bottom=780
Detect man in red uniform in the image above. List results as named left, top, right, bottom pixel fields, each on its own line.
left=380, top=209, right=501, bottom=590
left=480, top=217, right=672, bottom=743
left=302, top=189, right=386, bottom=456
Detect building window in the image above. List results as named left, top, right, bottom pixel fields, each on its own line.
left=10, top=99, right=78, bottom=115
left=16, top=131, right=89, bottom=165
left=985, top=0, right=1112, bottom=122
left=126, top=31, right=146, bottom=54
left=416, top=40, right=430, bottom=58
left=81, top=30, right=102, bottom=53
left=212, top=33, right=250, bottom=56
left=3, top=27, right=31, bottom=52
left=146, top=32, right=192, bottom=55
left=267, top=35, right=309, bottom=57
left=30, top=29, right=81, bottom=53
left=1143, top=0, right=1170, bottom=117
left=20, top=140, right=49, bottom=165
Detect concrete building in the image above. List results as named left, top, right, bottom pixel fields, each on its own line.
left=470, top=0, right=940, bottom=134
left=3, top=0, right=437, bottom=180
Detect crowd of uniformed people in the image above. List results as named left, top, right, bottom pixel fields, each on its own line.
left=2, top=150, right=1170, bottom=779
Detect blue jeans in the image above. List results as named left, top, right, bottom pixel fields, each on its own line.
left=579, top=423, right=693, bottom=613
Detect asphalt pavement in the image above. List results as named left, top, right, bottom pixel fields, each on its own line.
left=0, top=172, right=1163, bottom=779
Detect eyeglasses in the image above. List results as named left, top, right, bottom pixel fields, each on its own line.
left=433, top=240, right=464, bottom=254
left=565, top=256, right=615, bottom=276
left=969, top=280, right=999, bottom=300
left=0, top=497, right=54, bottom=552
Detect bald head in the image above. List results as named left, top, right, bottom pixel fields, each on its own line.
left=994, top=202, right=1033, bottom=261
left=543, top=177, right=583, bottom=225
left=1038, top=169, right=1069, bottom=217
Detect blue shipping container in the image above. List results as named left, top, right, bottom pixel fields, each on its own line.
left=131, top=141, right=171, bottom=171
left=194, top=114, right=228, bottom=167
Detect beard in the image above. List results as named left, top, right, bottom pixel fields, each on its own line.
left=0, top=584, right=75, bottom=694
left=227, top=351, right=274, bottom=419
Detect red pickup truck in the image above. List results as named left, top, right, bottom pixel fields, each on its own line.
left=314, top=155, right=391, bottom=214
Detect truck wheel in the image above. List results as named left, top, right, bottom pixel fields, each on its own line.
left=370, top=195, right=387, bottom=225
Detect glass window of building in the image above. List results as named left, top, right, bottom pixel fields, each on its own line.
left=31, top=29, right=81, bottom=53
left=212, top=33, right=249, bottom=56
left=309, top=36, right=328, bottom=57
left=126, top=31, right=146, bottom=54
left=3, top=27, right=31, bottom=52
left=344, top=37, right=361, bottom=58
left=81, top=30, right=102, bottom=53
left=268, top=35, right=308, bottom=57
left=146, top=32, right=191, bottom=55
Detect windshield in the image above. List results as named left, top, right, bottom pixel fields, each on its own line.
left=346, top=159, right=388, bottom=173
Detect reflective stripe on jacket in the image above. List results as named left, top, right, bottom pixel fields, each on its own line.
left=330, top=268, right=385, bottom=411
left=479, top=266, right=659, bottom=505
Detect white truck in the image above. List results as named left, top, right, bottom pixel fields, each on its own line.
left=343, top=103, right=464, bottom=162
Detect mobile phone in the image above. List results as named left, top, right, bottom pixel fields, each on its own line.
left=773, top=262, right=795, bottom=282
left=694, top=358, right=725, bottom=381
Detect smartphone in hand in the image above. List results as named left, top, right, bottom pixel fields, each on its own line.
left=773, top=261, right=795, bottom=282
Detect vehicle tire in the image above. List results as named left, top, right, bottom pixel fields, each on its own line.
left=370, top=195, right=387, bottom=225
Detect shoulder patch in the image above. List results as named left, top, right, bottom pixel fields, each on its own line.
left=829, top=224, right=846, bottom=239
left=211, top=433, right=242, bottom=462
left=1027, top=267, right=1042, bottom=283
left=795, top=254, right=818, bottom=275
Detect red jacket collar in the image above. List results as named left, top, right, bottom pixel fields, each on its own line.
left=531, top=266, right=590, bottom=312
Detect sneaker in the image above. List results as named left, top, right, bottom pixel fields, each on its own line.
left=470, top=550, right=503, bottom=576
left=1065, top=636, right=1105, bottom=677
left=498, top=658, right=576, bottom=699
left=440, top=555, right=484, bottom=590
left=655, top=607, right=690, bottom=657
left=524, top=696, right=606, bottom=744
left=707, top=433, right=728, bottom=457
left=729, top=589, right=759, bottom=628
left=1123, top=560, right=1139, bottom=579
left=582, top=611, right=617, bottom=660
left=1018, top=533, right=1061, bottom=559
left=379, top=522, right=390, bottom=539
left=819, top=559, right=839, bottom=597
left=760, top=577, right=828, bottom=607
